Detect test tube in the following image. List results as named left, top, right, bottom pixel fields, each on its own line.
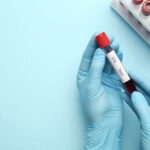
left=132, top=0, right=143, bottom=5
left=142, top=0, right=150, bottom=15
left=95, top=32, right=136, bottom=94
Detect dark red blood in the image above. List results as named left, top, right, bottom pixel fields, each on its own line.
left=124, top=79, right=136, bottom=94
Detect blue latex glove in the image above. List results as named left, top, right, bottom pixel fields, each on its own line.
left=77, top=33, right=124, bottom=150
left=122, top=72, right=150, bottom=150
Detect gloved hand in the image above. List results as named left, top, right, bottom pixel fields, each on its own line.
left=77, top=33, right=124, bottom=150
left=122, top=72, right=150, bottom=150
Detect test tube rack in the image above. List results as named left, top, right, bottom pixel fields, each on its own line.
left=111, top=0, right=150, bottom=45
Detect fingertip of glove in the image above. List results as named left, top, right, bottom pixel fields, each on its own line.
left=95, top=48, right=104, bottom=54
left=93, top=48, right=105, bottom=60
left=131, top=91, right=145, bottom=105
left=111, top=42, right=119, bottom=50
left=131, top=91, right=142, bottom=97
left=107, top=34, right=114, bottom=43
left=128, top=70, right=134, bottom=76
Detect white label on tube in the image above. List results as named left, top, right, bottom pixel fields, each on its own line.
left=106, top=50, right=130, bottom=83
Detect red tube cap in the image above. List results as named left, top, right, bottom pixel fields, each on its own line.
left=95, top=32, right=110, bottom=49
left=142, top=1, right=150, bottom=15
left=132, top=0, right=143, bottom=5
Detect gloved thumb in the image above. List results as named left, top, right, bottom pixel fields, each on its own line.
left=88, top=48, right=105, bottom=83
left=131, top=91, right=150, bottom=124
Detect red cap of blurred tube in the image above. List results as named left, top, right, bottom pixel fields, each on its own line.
left=95, top=32, right=110, bottom=49
left=142, top=1, right=150, bottom=15
left=132, top=0, right=143, bottom=5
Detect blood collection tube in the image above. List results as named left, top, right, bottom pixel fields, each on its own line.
left=95, top=32, right=136, bottom=94
left=132, top=0, right=143, bottom=5
left=142, top=0, right=150, bottom=15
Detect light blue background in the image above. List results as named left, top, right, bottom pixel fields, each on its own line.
left=0, top=0, right=150, bottom=150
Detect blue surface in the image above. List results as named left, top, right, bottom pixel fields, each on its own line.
left=0, top=0, right=150, bottom=150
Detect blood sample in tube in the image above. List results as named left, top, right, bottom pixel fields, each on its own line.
left=95, top=32, right=136, bottom=94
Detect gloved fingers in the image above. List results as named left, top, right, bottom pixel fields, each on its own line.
left=77, top=33, right=98, bottom=78
left=103, top=41, right=120, bottom=74
left=88, top=48, right=106, bottom=85
left=122, top=90, right=133, bottom=108
left=104, top=32, right=114, bottom=43
left=122, top=84, right=150, bottom=116
left=135, top=85, right=150, bottom=107
left=129, top=71, right=150, bottom=96
left=131, top=91, right=150, bottom=124
left=77, top=32, right=114, bottom=80
left=111, top=41, right=120, bottom=53
left=122, top=90, right=138, bottom=116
